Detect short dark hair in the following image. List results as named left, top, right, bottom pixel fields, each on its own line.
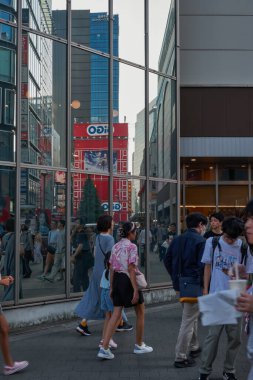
left=222, top=217, right=244, bottom=239
left=210, top=212, right=224, bottom=222
left=59, top=220, right=65, bottom=228
left=5, top=218, right=15, bottom=232
left=243, top=199, right=253, bottom=220
left=97, top=215, right=112, bottom=232
left=186, top=213, right=208, bottom=229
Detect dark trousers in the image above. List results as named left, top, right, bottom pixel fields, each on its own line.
left=23, top=250, right=33, bottom=277
left=72, top=254, right=89, bottom=292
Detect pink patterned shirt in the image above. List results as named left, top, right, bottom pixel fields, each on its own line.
left=109, top=238, right=138, bottom=273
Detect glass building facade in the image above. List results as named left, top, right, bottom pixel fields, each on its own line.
left=0, top=0, right=178, bottom=308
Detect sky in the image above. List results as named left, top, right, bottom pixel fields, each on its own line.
left=52, top=0, right=172, bottom=169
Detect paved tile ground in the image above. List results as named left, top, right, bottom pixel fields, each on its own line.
left=1, top=303, right=250, bottom=380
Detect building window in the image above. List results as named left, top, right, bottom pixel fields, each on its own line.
left=0, top=47, right=15, bottom=84
left=5, top=89, right=15, bottom=125
left=0, top=87, right=2, bottom=123
left=0, top=0, right=16, bottom=11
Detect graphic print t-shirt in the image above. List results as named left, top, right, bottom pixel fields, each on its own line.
left=202, top=237, right=253, bottom=293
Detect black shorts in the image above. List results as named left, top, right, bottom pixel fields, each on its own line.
left=112, top=272, right=144, bottom=308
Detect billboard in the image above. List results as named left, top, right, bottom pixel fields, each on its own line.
left=84, top=151, right=117, bottom=173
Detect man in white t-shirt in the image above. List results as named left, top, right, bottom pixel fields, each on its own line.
left=198, top=217, right=253, bottom=380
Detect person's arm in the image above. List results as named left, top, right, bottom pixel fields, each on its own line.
left=72, top=243, right=82, bottom=260
left=236, top=293, right=253, bottom=313
left=200, top=238, right=212, bottom=294
left=109, top=267, right=114, bottom=298
left=203, top=264, right=211, bottom=295
left=128, top=263, right=139, bottom=304
left=0, top=276, right=14, bottom=286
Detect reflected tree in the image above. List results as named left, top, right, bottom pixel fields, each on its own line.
left=78, top=176, right=103, bottom=224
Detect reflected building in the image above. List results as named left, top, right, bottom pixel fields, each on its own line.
left=90, top=13, right=119, bottom=123
left=0, top=0, right=17, bottom=223
left=21, top=0, right=54, bottom=213
left=0, top=1, right=178, bottom=312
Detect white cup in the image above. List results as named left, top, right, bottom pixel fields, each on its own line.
left=229, top=279, right=247, bottom=293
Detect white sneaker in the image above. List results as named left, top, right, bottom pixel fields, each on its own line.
left=109, top=339, right=118, bottom=349
left=97, top=347, right=115, bottom=360
left=3, top=361, right=29, bottom=375
left=134, top=343, right=153, bottom=354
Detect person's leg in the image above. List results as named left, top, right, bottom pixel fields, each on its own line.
left=224, top=321, right=242, bottom=374
left=189, top=316, right=200, bottom=352
left=175, top=302, right=199, bottom=362
left=122, top=309, right=128, bottom=322
left=101, top=312, right=111, bottom=342
left=248, top=364, right=253, bottom=380
left=199, top=325, right=224, bottom=375
left=46, top=253, right=62, bottom=281
left=43, top=252, right=54, bottom=275
left=103, top=307, right=123, bottom=349
left=0, top=314, right=13, bottom=367
left=135, top=303, right=145, bottom=346
left=72, top=263, right=80, bottom=293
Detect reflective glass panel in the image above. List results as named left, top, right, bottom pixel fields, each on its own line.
left=71, top=50, right=109, bottom=170
left=0, top=88, right=16, bottom=161
left=219, top=185, right=248, bottom=217
left=22, top=0, right=67, bottom=39
left=150, top=73, right=176, bottom=179
left=118, top=64, right=145, bottom=176
left=19, top=169, right=66, bottom=299
left=150, top=0, right=175, bottom=75
left=70, top=173, right=108, bottom=294
left=149, top=181, right=177, bottom=285
left=21, top=33, right=67, bottom=167
left=0, top=19, right=16, bottom=44
left=113, top=0, right=144, bottom=65
left=0, top=0, right=16, bottom=11
left=0, top=166, right=15, bottom=304
left=71, top=0, right=108, bottom=47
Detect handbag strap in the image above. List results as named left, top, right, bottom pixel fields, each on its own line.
left=98, top=235, right=106, bottom=257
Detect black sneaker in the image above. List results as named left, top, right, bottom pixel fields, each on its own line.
left=174, top=357, right=196, bottom=368
left=190, top=347, right=202, bottom=358
left=116, top=322, right=133, bottom=332
left=76, top=324, right=92, bottom=336
left=198, top=375, right=209, bottom=380
left=223, top=372, right=237, bottom=380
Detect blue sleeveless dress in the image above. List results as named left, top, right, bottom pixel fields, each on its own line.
left=75, top=233, right=114, bottom=320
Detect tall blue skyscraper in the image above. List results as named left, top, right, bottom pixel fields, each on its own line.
left=90, top=13, right=119, bottom=123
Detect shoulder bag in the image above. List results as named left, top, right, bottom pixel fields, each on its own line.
left=178, top=235, right=202, bottom=302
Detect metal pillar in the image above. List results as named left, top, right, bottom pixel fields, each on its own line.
left=176, top=0, right=181, bottom=235
left=66, top=0, right=72, bottom=298
left=14, top=0, right=22, bottom=304
left=144, top=0, right=150, bottom=285
left=108, top=0, right=114, bottom=216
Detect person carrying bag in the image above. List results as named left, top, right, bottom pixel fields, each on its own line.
left=164, top=212, right=207, bottom=368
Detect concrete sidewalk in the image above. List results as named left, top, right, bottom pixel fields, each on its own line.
left=4, top=303, right=250, bottom=380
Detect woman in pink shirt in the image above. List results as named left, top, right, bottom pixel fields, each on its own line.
left=97, top=222, right=153, bottom=360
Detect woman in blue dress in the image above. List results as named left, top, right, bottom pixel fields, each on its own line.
left=75, top=215, right=115, bottom=335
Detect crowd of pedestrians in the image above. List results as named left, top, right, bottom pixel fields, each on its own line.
left=164, top=209, right=253, bottom=380
left=2, top=206, right=253, bottom=377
